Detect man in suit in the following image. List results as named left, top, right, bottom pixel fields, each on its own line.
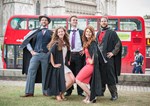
left=20, top=15, right=53, bottom=97
left=65, top=15, right=85, bottom=97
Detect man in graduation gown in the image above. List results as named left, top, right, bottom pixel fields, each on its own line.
left=96, top=16, right=122, bottom=101
left=20, top=15, right=53, bottom=97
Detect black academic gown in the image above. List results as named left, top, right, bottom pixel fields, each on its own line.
left=44, top=43, right=70, bottom=96
left=20, top=28, right=52, bottom=83
left=88, top=41, right=102, bottom=101
left=96, top=28, right=122, bottom=85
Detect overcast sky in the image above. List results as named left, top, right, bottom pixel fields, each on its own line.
left=117, top=0, right=150, bottom=16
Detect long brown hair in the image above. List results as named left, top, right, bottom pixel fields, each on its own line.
left=47, top=26, right=70, bottom=51
left=82, top=26, right=95, bottom=49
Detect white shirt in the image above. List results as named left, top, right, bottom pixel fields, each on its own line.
left=69, top=28, right=83, bottom=52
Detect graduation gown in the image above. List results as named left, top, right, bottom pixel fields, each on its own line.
left=88, top=41, right=102, bottom=101
left=44, top=43, right=70, bottom=96
left=20, top=28, right=52, bottom=83
left=96, top=28, right=122, bottom=85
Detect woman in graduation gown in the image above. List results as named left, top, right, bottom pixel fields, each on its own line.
left=76, top=26, right=102, bottom=103
left=45, top=26, right=75, bottom=101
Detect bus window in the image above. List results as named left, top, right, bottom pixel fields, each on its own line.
left=108, top=19, right=118, bottom=31
left=16, top=45, right=23, bottom=68
left=122, top=46, right=127, bottom=58
left=120, top=19, right=142, bottom=31
left=146, top=46, right=150, bottom=57
left=11, top=18, right=27, bottom=30
left=49, top=18, right=67, bottom=30
left=78, top=19, right=86, bottom=30
left=6, top=45, right=14, bottom=68
left=28, top=18, right=40, bottom=30
left=87, top=18, right=97, bottom=30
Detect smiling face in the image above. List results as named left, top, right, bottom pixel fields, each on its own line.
left=85, top=28, right=92, bottom=40
left=57, top=28, right=65, bottom=39
left=70, top=16, right=78, bottom=28
left=100, top=17, right=108, bottom=28
left=40, top=17, right=49, bottom=27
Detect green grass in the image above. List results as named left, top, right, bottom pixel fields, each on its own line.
left=0, top=85, right=150, bottom=106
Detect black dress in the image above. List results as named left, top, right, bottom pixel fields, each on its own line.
left=44, top=43, right=70, bottom=96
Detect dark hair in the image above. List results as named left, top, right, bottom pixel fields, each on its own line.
left=39, top=15, right=51, bottom=23
left=69, top=15, right=78, bottom=22
left=135, top=50, right=140, bottom=53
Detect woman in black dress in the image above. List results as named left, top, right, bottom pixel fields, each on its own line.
left=45, top=26, right=75, bottom=101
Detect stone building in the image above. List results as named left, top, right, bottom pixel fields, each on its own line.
left=0, top=0, right=117, bottom=41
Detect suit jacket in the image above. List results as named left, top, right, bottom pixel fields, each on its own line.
left=20, top=28, right=53, bottom=83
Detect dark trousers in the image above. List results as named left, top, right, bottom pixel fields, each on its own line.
left=66, top=53, right=84, bottom=94
left=102, top=84, right=118, bottom=97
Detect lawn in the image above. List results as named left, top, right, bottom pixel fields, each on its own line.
left=0, top=84, right=150, bottom=106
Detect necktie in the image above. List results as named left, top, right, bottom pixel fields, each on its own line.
left=71, top=30, right=76, bottom=49
left=42, top=29, right=46, bottom=35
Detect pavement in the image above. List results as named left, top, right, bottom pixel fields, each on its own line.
left=0, top=80, right=150, bottom=93
left=0, top=69, right=150, bottom=88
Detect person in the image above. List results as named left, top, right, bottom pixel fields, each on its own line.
left=132, top=50, right=143, bottom=74
left=44, top=26, right=75, bottom=101
left=76, top=26, right=102, bottom=103
left=96, top=16, right=122, bottom=101
left=65, top=15, right=85, bottom=97
left=20, top=15, right=53, bottom=97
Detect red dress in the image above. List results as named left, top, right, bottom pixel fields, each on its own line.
left=76, top=48, right=94, bottom=84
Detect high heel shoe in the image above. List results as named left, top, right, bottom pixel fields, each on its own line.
left=91, top=98, right=97, bottom=103
left=85, top=97, right=97, bottom=104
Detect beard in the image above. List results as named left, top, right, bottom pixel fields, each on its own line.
left=101, top=25, right=108, bottom=29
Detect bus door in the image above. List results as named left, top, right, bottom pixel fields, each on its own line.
left=4, top=45, right=23, bottom=69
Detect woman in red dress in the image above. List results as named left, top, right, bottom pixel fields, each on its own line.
left=76, top=26, right=102, bottom=103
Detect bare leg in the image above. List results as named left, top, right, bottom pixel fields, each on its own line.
left=76, top=79, right=90, bottom=102
left=56, top=94, right=62, bottom=101
left=65, top=72, right=75, bottom=90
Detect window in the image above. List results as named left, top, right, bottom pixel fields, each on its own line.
left=28, top=18, right=40, bottom=30
left=108, top=19, right=118, bottom=31
left=120, top=19, right=142, bottom=31
left=146, top=46, right=150, bottom=57
left=6, top=45, right=14, bottom=68
left=122, top=46, right=127, bottom=58
left=87, top=18, right=97, bottom=30
left=77, top=19, right=86, bottom=30
left=11, top=18, right=27, bottom=30
left=49, top=18, right=67, bottom=30
left=16, top=45, right=23, bottom=68
left=4, top=45, right=23, bottom=69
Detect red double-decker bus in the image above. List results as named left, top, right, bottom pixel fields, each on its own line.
left=2, top=15, right=146, bottom=73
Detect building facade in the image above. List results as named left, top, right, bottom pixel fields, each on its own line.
left=0, top=0, right=117, bottom=41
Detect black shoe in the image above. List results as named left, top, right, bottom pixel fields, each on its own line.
left=110, top=96, right=118, bottom=101
left=65, top=93, right=71, bottom=96
left=78, top=93, right=85, bottom=97
left=100, top=93, right=104, bottom=96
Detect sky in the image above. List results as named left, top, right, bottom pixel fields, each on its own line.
left=117, top=0, right=150, bottom=16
